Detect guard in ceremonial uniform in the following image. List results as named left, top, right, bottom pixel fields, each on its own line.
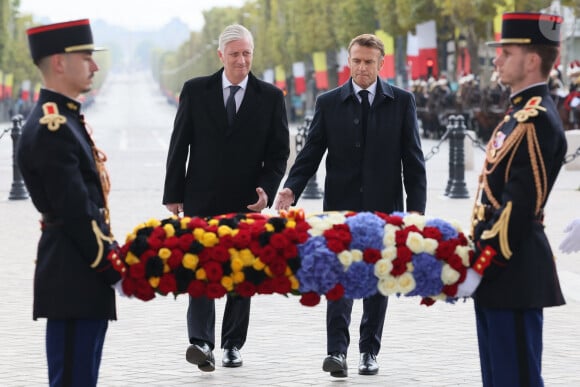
left=17, top=19, right=122, bottom=387
left=455, top=12, right=567, bottom=387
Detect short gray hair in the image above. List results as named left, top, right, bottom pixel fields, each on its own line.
left=218, top=24, right=254, bottom=53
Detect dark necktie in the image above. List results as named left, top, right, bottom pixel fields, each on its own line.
left=359, top=90, right=370, bottom=141
left=226, top=85, right=241, bottom=126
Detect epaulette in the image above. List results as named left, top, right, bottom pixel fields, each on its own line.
left=39, top=102, right=67, bottom=131
left=512, top=96, right=546, bottom=122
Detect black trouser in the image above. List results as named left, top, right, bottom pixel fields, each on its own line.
left=326, top=293, right=388, bottom=355
left=187, top=294, right=251, bottom=350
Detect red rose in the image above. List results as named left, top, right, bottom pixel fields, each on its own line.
left=269, top=233, right=290, bottom=249
left=188, top=217, right=209, bottom=229
left=446, top=254, right=464, bottom=271
left=327, top=238, right=347, bottom=253
left=268, top=258, right=287, bottom=277
left=420, top=297, right=436, bottom=306
left=140, top=249, right=157, bottom=263
left=128, top=262, right=146, bottom=279
left=158, top=273, right=177, bottom=295
left=167, top=249, right=183, bottom=270
left=217, top=235, right=234, bottom=249
left=422, top=226, right=443, bottom=241
left=164, top=236, right=179, bottom=249
left=442, top=283, right=458, bottom=297
left=396, top=246, right=412, bottom=263
left=282, top=227, right=298, bottom=242
left=257, top=279, right=274, bottom=295
left=282, top=244, right=298, bottom=260
left=249, top=240, right=263, bottom=257
left=326, top=284, right=344, bottom=301
left=178, top=233, right=194, bottom=251
left=233, top=229, right=252, bottom=248
left=391, top=258, right=408, bottom=276
left=271, top=276, right=291, bottom=294
left=121, top=277, right=137, bottom=296
left=206, top=283, right=227, bottom=299
left=300, top=292, right=321, bottom=306
left=260, top=245, right=277, bottom=265
left=235, top=281, right=257, bottom=298
left=203, top=261, right=223, bottom=282
left=188, top=280, right=206, bottom=298
left=363, top=248, right=381, bottom=264
left=435, top=240, right=456, bottom=260
left=151, top=227, right=166, bottom=239
left=209, top=245, right=230, bottom=263
left=134, top=278, right=155, bottom=301
left=147, top=236, right=163, bottom=250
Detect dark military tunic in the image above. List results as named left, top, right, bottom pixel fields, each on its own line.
left=470, top=83, right=566, bottom=309
left=17, top=88, right=120, bottom=320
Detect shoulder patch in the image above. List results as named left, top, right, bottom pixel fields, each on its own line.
left=39, top=102, right=67, bottom=131
left=513, top=96, right=546, bottom=123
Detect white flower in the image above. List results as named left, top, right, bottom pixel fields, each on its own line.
left=455, top=245, right=471, bottom=267
left=351, top=249, right=363, bottom=262
left=441, top=263, right=460, bottom=285
left=406, top=231, right=424, bottom=253
left=448, top=219, right=464, bottom=233
left=381, top=246, right=397, bottom=260
left=374, top=258, right=393, bottom=279
left=397, top=272, right=416, bottom=294
left=423, top=238, right=438, bottom=255
left=403, top=213, right=426, bottom=230
left=337, top=250, right=353, bottom=269
left=377, top=276, right=398, bottom=296
left=383, top=224, right=398, bottom=246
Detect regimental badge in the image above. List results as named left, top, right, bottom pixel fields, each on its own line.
left=513, top=96, right=546, bottom=123
left=39, top=102, right=67, bottom=131
left=493, top=131, right=506, bottom=150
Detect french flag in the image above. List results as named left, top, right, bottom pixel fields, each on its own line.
left=407, top=20, right=438, bottom=79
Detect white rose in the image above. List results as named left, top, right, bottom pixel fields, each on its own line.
left=381, top=246, right=397, bottom=260
left=374, top=258, right=393, bottom=279
left=351, top=249, right=363, bottom=262
left=423, top=238, right=438, bottom=255
left=449, top=219, right=464, bottom=233
left=455, top=245, right=472, bottom=267
left=337, top=251, right=353, bottom=269
left=403, top=213, right=426, bottom=229
left=377, top=276, right=398, bottom=296
left=383, top=228, right=396, bottom=247
left=397, top=272, right=416, bottom=294
left=406, top=231, right=424, bottom=253
left=441, top=263, right=460, bottom=285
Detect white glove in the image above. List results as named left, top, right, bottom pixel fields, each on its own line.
left=456, top=268, right=482, bottom=298
left=113, top=280, right=129, bottom=298
left=559, top=219, right=580, bottom=254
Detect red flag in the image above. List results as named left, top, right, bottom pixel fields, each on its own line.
left=292, top=62, right=306, bottom=95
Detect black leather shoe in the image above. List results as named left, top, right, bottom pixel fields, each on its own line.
left=222, top=347, right=243, bottom=368
left=186, top=343, right=215, bottom=372
left=358, top=352, right=379, bottom=375
left=322, top=353, right=347, bottom=378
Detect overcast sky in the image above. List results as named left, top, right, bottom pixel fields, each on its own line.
left=18, top=0, right=246, bottom=31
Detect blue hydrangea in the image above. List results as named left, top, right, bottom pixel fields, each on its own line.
left=406, top=253, right=443, bottom=297
left=296, top=236, right=343, bottom=294
left=345, top=212, right=385, bottom=251
left=340, top=261, right=378, bottom=299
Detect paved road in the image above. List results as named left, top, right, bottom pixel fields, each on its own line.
left=0, top=71, right=579, bottom=386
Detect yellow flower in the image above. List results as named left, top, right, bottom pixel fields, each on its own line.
left=221, top=276, right=234, bottom=291
left=193, top=228, right=204, bottom=240
left=182, top=253, right=199, bottom=270
left=163, top=223, right=175, bottom=238
left=264, top=267, right=273, bottom=277
left=290, top=275, right=300, bottom=290
left=231, top=257, right=244, bottom=272
left=200, top=232, right=219, bottom=247
left=285, top=266, right=293, bottom=276
left=239, top=249, right=255, bottom=266
left=265, top=223, right=275, bottom=232
left=125, top=232, right=137, bottom=242
left=253, top=258, right=266, bottom=271
left=125, top=251, right=140, bottom=265
left=146, top=218, right=161, bottom=228
left=158, top=247, right=171, bottom=260
left=218, top=225, right=233, bottom=237
left=180, top=217, right=191, bottom=229
left=232, top=271, right=245, bottom=284
left=441, top=264, right=460, bottom=285
left=286, top=220, right=296, bottom=229
left=196, top=268, right=207, bottom=280
left=208, top=219, right=219, bottom=226
left=164, top=263, right=170, bottom=273
left=149, top=276, right=160, bottom=288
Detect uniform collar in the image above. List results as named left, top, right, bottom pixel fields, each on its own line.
left=39, top=88, right=83, bottom=116
left=509, top=83, right=548, bottom=107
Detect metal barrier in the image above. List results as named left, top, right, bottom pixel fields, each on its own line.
left=444, top=115, right=469, bottom=198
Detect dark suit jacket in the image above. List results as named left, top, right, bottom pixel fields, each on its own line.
left=472, top=84, right=566, bottom=308
left=17, top=89, right=119, bottom=320
left=284, top=78, right=426, bottom=214
left=163, top=69, right=290, bottom=217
